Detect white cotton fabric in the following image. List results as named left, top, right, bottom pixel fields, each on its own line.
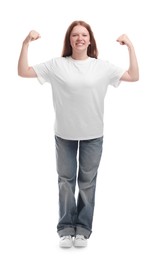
left=32, top=56, right=125, bottom=140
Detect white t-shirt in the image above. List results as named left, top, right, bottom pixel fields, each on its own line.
left=33, top=56, right=125, bottom=140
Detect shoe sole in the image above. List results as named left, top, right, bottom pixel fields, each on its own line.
left=74, top=242, right=87, bottom=247
left=59, top=242, right=73, bottom=248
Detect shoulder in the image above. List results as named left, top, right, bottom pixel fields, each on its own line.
left=38, top=57, right=68, bottom=71
left=97, top=58, right=123, bottom=71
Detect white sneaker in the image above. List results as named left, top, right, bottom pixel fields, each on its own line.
left=59, top=235, right=73, bottom=248
left=74, top=235, right=87, bottom=247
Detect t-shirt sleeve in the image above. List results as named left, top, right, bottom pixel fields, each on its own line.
left=32, top=60, right=52, bottom=85
left=108, top=62, right=126, bottom=88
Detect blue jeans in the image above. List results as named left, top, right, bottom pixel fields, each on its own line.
left=55, top=136, right=103, bottom=238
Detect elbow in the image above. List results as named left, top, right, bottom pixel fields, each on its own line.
left=129, top=71, right=139, bottom=82
left=132, top=74, right=139, bottom=82
left=18, top=72, right=26, bottom=77
left=122, top=70, right=139, bottom=82
left=18, top=66, right=36, bottom=78
left=18, top=70, right=23, bottom=77
left=18, top=67, right=25, bottom=77
left=17, top=68, right=28, bottom=78
left=131, top=76, right=139, bottom=82
left=132, top=69, right=139, bottom=82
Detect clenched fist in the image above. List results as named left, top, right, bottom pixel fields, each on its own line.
left=23, top=30, right=41, bottom=45
left=116, top=34, right=133, bottom=48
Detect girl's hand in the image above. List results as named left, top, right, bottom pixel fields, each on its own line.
left=116, top=34, right=133, bottom=48
left=23, top=30, right=41, bottom=45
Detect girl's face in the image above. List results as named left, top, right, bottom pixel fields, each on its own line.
left=70, top=25, right=90, bottom=54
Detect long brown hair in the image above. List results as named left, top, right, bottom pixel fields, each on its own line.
left=62, top=20, right=98, bottom=59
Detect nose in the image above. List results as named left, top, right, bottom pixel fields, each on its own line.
left=77, top=34, right=82, bottom=40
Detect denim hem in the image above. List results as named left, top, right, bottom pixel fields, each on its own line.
left=76, top=226, right=92, bottom=239
left=57, top=227, right=75, bottom=237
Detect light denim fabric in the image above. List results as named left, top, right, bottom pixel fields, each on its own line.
left=55, top=135, right=103, bottom=238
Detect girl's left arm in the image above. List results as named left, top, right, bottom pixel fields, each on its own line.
left=117, top=34, right=139, bottom=82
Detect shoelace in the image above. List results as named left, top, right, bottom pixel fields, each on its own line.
left=75, top=235, right=85, bottom=240
left=61, top=236, right=71, bottom=240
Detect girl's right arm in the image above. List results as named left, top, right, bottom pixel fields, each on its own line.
left=18, top=30, right=40, bottom=78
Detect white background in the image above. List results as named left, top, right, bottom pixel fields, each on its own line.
left=0, top=0, right=155, bottom=259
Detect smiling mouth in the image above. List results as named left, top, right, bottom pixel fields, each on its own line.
left=76, top=42, right=85, bottom=46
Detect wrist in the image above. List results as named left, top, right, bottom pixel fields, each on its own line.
left=23, top=36, right=31, bottom=46
left=127, top=41, right=134, bottom=50
left=22, top=40, right=29, bottom=47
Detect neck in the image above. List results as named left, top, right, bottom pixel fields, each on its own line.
left=71, top=52, right=89, bottom=60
